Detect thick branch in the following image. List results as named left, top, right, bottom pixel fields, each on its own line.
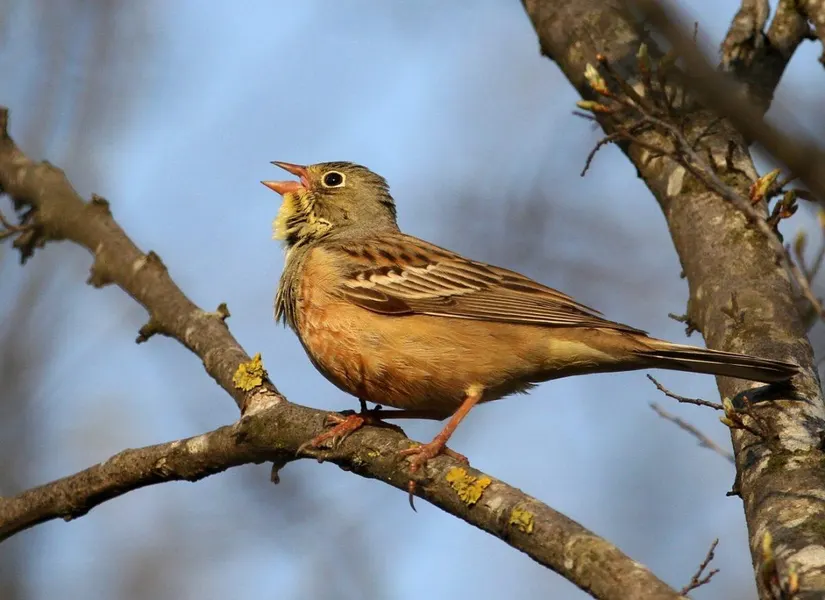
left=768, top=0, right=812, bottom=56
left=522, top=1, right=825, bottom=597
left=0, top=107, right=683, bottom=600
left=798, top=0, right=825, bottom=64
left=0, top=404, right=683, bottom=600
left=721, top=0, right=809, bottom=112
left=0, top=110, right=261, bottom=412
left=720, top=0, right=770, bottom=69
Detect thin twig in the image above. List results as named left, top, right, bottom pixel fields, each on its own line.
left=646, top=375, right=724, bottom=410
left=646, top=374, right=768, bottom=445
left=596, top=53, right=653, bottom=111
left=581, top=132, right=624, bottom=176
left=651, top=403, right=735, bottom=463
left=680, top=538, right=721, bottom=595
left=582, top=121, right=655, bottom=176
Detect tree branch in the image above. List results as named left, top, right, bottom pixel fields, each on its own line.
left=680, top=539, right=720, bottom=595
left=797, top=0, right=825, bottom=65
left=0, top=404, right=685, bottom=600
left=634, top=0, right=825, bottom=205
left=649, top=403, right=735, bottom=464
left=721, top=0, right=809, bottom=112
left=721, top=0, right=770, bottom=69
left=0, top=109, right=258, bottom=412
left=0, top=107, right=684, bottom=600
left=521, top=1, right=825, bottom=597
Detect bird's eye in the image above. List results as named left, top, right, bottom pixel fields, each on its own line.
left=322, top=171, right=345, bottom=187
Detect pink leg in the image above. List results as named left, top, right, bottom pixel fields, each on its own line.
left=400, top=387, right=484, bottom=508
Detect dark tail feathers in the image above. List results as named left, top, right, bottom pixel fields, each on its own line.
left=643, top=342, right=798, bottom=383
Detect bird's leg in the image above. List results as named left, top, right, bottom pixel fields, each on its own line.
left=400, top=385, right=482, bottom=474
left=399, top=387, right=483, bottom=509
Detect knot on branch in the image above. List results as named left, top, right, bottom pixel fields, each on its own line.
left=137, top=250, right=167, bottom=274
left=87, top=255, right=114, bottom=288
left=668, top=311, right=698, bottom=336
left=87, top=193, right=112, bottom=217
left=206, top=302, right=231, bottom=324
left=60, top=500, right=92, bottom=522
left=153, top=457, right=174, bottom=478
left=136, top=317, right=168, bottom=344
left=0, top=205, right=47, bottom=264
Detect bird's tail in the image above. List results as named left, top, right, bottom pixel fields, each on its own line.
left=640, top=340, right=798, bottom=383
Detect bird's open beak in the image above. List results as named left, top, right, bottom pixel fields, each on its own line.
left=261, top=161, right=311, bottom=195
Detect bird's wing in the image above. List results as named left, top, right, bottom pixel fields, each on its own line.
left=331, top=233, right=646, bottom=334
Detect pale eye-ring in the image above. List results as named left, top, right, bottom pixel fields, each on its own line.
left=322, top=171, right=345, bottom=187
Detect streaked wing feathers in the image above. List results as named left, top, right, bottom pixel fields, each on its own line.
left=334, top=234, right=645, bottom=334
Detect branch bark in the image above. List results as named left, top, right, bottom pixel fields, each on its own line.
left=797, top=0, right=825, bottom=64
left=0, top=107, right=684, bottom=600
left=521, top=1, right=825, bottom=597
left=635, top=0, right=825, bottom=205
left=0, top=403, right=685, bottom=600
left=721, top=0, right=809, bottom=111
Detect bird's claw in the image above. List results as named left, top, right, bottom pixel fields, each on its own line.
left=400, top=442, right=470, bottom=510
left=298, top=407, right=406, bottom=458
left=298, top=412, right=368, bottom=457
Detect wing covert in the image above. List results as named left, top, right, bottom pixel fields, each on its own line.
left=332, top=234, right=645, bottom=334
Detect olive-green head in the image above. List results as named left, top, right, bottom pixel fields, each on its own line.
left=263, top=161, right=398, bottom=247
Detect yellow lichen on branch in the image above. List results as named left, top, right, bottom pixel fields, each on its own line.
left=233, top=353, right=268, bottom=391
left=510, top=505, right=535, bottom=534
left=445, top=467, right=491, bottom=506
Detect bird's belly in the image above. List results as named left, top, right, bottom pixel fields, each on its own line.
left=295, top=300, right=553, bottom=413
left=297, top=312, right=464, bottom=413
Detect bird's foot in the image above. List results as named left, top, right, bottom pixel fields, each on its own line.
left=298, top=406, right=403, bottom=455
left=400, top=440, right=468, bottom=472
left=400, top=440, right=469, bottom=510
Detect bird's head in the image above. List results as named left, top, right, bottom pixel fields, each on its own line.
left=262, top=161, right=398, bottom=247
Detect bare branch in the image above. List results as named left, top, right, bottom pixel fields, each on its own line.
left=768, top=0, right=813, bottom=56
left=646, top=375, right=724, bottom=410
left=0, top=403, right=684, bottom=600
left=0, top=107, right=261, bottom=412
left=720, top=0, right=811, bottom=113
left=720, top=0, right=770, bottom=69
left=680, top=538, right=721, bottom=595
left=650, top=403, right=734, bottom=463
left=797, top=0, right=825, bottom=65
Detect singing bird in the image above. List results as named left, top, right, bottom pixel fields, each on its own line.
left=262, top=161, right=797, bottom=480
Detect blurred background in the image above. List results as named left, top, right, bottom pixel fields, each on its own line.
left=1, top=1, right=824, bottom=599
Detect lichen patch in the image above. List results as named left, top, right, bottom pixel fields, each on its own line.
left=509, top=505, right=535, bottom=534
left=233, top=353, right=268, bottom=391
left=445, top=467, right=491, bottom=506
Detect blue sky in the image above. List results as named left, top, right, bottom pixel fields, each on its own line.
left=2, top=1, right=824, bottom=599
